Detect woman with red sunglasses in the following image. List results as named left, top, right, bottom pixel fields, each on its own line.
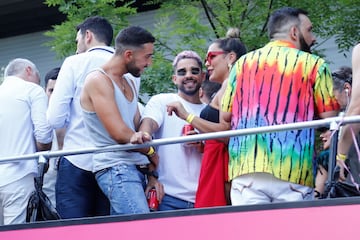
left=167, top=28, right=246, bottom=207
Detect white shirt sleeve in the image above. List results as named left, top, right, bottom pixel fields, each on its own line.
left=47, top=58, right=75, bottom=128
left=142, top=94, right=166, bottom=126
left=31, top=85, right=53, bottom=144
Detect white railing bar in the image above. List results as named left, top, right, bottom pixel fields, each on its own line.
left=1, top=115, right=360, bottom=164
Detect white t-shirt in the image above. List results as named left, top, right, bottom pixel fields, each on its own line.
left=142, top=93, right=205, bottom=203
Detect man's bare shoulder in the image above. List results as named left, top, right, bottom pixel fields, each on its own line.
left=81, top=70, right=114, bottom=111
left=84, top=70, right=110, bottom=89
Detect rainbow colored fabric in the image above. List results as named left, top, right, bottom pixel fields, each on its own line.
left=222, top=40, right=339, bottom=187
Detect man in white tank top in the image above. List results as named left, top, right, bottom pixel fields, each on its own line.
left=80, top=26, right=164, bottom=215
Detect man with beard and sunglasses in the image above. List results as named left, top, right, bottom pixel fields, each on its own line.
left=132, top=50, right=206, bottom=211
left=219, top=7, right=340, bottom=205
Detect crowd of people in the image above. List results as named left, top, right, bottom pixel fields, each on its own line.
left=0, top=6, right=359, bottom=225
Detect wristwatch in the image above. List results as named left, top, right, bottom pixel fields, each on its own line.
left=147, top=170, right=159, bottom=179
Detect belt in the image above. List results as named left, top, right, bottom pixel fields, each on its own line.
left=94, top=164, right=149, bottom=175
left=94, top=167, right=108, bottom=176
left=136, top=164, right=149, bottom=175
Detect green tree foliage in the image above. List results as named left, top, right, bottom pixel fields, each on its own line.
left=44, top=0, right=136, bottom=57
left=44, top=0, right=359, bottom=100
left=144, top=0, right=359, bottom=96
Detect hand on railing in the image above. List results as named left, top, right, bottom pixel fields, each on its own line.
left=182, top=129, right=204, bottom=153
left=130, top=131, right=152, bottom=144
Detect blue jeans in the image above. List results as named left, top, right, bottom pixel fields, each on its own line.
left=56, top=157, right=110, bottom=219
left=158, top=194, right=194, bottom=211
left=95, top=164, right=150, bottom=215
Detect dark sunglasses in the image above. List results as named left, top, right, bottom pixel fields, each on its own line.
left=176, top=67, right=201, bottom=76
left=204, top=51, right=225, bottom=65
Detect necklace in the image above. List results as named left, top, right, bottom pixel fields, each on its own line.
left=120, top=76, right=126, bottom=93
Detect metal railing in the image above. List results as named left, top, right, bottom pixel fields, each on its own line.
left=1, top=115, right=360, bottom=164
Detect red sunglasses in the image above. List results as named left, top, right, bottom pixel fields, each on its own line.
left=205, top=51, right=225, bottom=65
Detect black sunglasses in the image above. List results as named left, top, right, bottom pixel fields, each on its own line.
left=176, top=67, right=201, bottom=76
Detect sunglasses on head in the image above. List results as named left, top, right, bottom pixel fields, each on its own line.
left=176, top=67, right=201, bottom=76
left=205, top=51, right=225, bottom=65
left=332, top=72, right=352, bottom=84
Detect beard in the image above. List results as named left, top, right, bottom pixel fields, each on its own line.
left=178, top=80, right=201, bottom=96
left=299, top=34, right=312, bottom=53
left=127, top=60, right=141, bottom=77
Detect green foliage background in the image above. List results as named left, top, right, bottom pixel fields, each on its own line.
left=45, top=0, right=136, bottom=56
left=44, top=0, right=360, bottom=101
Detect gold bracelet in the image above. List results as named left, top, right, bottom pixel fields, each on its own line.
left=186, top=114, right=195, bottom=124
left=146, top=147, right=155, bottom=156
left=336, top=153, right=347, bottom=161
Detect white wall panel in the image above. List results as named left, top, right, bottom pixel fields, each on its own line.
left=0, top=31, right=63, bottom=86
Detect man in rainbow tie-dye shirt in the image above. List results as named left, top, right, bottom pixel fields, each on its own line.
left=220, top=7, right=340, bottom=205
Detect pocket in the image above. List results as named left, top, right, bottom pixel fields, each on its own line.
left=232, top=177, right=254, bottom=193
left=112, top=164, right=142, bottom=183
left=289, top=184, right=313, bottom=200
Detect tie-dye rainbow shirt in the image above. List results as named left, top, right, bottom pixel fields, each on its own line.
left=221, top=40, right=339, bottom=187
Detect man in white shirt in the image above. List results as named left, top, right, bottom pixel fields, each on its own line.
left=135, top=50, right=206, bottom=210
left=0, top=58, right=52, bottom=225
left=47, top=16, right=113, bottom=218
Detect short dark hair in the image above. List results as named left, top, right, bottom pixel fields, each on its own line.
left=76, top=16, right=113, bottom=46
left=201, top=76, right=221, bottom=101
left=268, top=7, right=308, bottom=39
left=332, top=66, right=353, bottom=91
left=44, top=67, right=60, bottom=87
left=114, top=26, right=155, bottom=54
